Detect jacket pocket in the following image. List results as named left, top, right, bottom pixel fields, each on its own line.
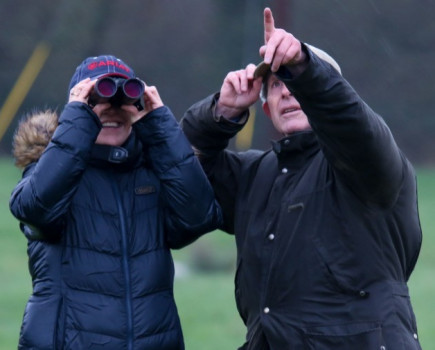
left=303, top=322, right=385, bottom=350
left=392, top=283, right=422, bottom=349
left=54, top=295, right=66, bottom=350
left=234, top=258, right=247, bottom=324
left=19, top=294, right=65, bottom=349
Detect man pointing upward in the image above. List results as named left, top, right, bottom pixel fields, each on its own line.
left=182, top=7, right=423, bottom=350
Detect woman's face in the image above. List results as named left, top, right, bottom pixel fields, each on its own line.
left=93, top=104, right=137, bottom=146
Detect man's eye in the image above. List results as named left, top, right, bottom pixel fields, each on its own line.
left=271, top=81, right=282, bottom=88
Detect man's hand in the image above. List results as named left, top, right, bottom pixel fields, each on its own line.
left=259, top=7, right=306, bottom=72
left=216, top=63, right=262, bottom=120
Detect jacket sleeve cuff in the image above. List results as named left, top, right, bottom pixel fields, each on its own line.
left=211, top=93, right=249, bottom=125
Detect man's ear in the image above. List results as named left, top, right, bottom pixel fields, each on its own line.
left=262, top=101, right=272, bottom=120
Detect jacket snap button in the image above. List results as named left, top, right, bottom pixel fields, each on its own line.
left=413, top=333, right=418, bottom=340
left=282, top=168, right=288, bottom=174
left=359, top=290, right=366, bottom=297
left=268, top=233, right=275, bottom=241
left=264, top=307, right=270, bottom=314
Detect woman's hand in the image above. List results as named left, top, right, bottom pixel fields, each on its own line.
left=68, top=78, right=95, bottom=104
left=128, top=84, right=164, bottom=124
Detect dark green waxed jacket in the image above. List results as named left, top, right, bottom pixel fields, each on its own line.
left=181, top=46, right=423, bottom=350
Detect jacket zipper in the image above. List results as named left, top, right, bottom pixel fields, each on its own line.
left=111, top=177, right=134, bottom=350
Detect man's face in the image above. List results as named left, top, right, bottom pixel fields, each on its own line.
left=93, top=104, right=137, bottom=146
left=262, top=75, right=311, bottom=136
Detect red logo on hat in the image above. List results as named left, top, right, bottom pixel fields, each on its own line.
left=87, top=60, right=131, bottom=73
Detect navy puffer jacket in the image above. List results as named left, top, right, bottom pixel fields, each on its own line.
left=10, top=102, right=222, bottom=349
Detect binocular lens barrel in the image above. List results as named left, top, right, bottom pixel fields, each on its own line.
left=90, top=77, right=144, bottom=109
left=95, top=77, right=144, bottom=99
left=123, top=79, right=144, bottom=99
left=95, top=78, right=118, bottom=98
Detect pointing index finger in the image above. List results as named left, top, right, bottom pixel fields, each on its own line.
left=263, top=7, right=275, bottom=44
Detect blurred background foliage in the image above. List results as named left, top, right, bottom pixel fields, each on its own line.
left=1, top=0, right=435, bottom=164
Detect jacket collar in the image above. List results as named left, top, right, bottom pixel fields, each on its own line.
left=90, top=132, right=145, bottom=170
left=271, top=131, right=319, bottom=168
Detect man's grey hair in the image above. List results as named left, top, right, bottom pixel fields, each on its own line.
left=258, top=44, right=342, bottom=103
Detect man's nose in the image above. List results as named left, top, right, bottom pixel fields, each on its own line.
left=281, top=85, right=292, bottom=97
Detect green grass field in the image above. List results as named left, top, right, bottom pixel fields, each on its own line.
left=1, top=157, right=434, bottom=349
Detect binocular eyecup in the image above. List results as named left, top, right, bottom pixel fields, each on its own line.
left=89, top=77, right=144, bottom=110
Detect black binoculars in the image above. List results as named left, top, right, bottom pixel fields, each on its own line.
left=89, top=77, right=144, bottom=110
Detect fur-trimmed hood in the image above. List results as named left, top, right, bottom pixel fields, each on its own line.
left=12, top=109, right=58, bottom=169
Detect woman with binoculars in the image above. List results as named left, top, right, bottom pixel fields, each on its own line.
left=9, top=55, right=222, bottom=350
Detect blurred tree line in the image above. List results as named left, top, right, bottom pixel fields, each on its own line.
left=1, top=0, right=434, bottom=165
